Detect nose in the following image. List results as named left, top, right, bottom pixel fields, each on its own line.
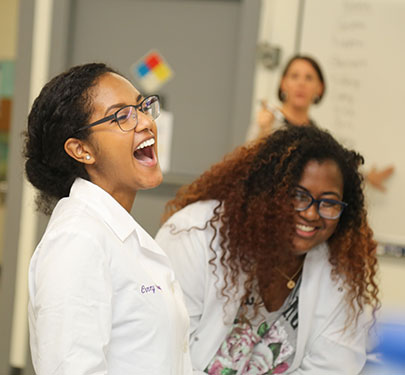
left=299, top=202, right=320, bottom=221
left=297, top=76, right=306, bottom=86
left=134, top=110, right=154, bottom=132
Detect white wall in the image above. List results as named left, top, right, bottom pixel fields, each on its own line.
left=251, top=0, right=299, bottom=124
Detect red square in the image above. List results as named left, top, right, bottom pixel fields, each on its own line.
left=145, top=53, right=161, bottom=69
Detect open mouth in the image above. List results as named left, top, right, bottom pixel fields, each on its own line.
left=134, top=138, right=157, bottom=166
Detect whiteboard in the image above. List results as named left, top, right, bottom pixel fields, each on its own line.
left=299, top=0, right=405, bottom=245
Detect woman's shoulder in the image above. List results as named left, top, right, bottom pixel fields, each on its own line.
left=304, top=243, right=345, bottom=290
left=304, top=243, right=335, bottom=278
left=307, top=242, right=330, bottom=260
left=44, top=196, right=111, bottom=243
left=34, top=203, right=111, bottom=269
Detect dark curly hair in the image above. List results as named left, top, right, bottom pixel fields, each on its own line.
left=278, top=54, right=326, bottom=104
left=163, top=125, right=379, bottom=324
left=24, top=63, right=118, bottom=214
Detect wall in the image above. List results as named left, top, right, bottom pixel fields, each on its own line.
left=0, top=0, right=49, bottom=372
left=0, top=0, right=19, bottom=266
left=0, top=0, right=19, bottom=60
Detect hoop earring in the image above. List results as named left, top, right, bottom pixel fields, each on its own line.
left=280, top=91, right=288, bottom=102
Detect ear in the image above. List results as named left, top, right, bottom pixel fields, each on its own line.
left=64, top=138, right=94, bottom=164
left=280, top=77, right=286, bottom=91
left=318, top=82, right=325, bottom=98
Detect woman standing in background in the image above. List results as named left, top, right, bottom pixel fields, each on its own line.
left=247, top=55, right=325, bottom=140
left=249, top=54, right=394, bottom=191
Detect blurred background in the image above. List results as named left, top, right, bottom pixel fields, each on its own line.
left=0, top=1, right=404, bottom=374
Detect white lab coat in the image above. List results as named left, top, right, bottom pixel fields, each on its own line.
left=155, top=200, right=370, bottom=375
left=28, top=178, right=193, bottom=375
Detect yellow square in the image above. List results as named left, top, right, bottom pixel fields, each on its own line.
left=153, top=63, right=172, bottom=81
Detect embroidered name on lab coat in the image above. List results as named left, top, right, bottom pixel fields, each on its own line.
left=141, top=284, right=162, bottom=294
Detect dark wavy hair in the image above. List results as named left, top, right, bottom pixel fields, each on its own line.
left=278, top=54, right=326, bottom=104
left=24, top=63, right=118, bottom=214
left=163, top=125, right=379, bottom=324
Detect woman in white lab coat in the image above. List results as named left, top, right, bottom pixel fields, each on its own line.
left=156, top=126, right=380, bottom=374
left=24, top=63, right=192, bottom=375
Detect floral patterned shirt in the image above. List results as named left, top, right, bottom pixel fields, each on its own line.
left=205, top=278, right=301, bottom=375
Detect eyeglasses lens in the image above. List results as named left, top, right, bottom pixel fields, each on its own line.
left=116, top=106, right=136, bottom=131
left=143, top=96, right=160, bottom=120
left=318, top=202, right=342, bottom=219
left=115, top=96, right=160, bottom=132
left=294, top=191, right=311, bottom=210
left=293, top=190, right=343, bottom=219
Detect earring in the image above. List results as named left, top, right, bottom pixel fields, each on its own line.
left=85, top=155, right=91, bottom=160
left=313, top=95, right=321, bottom=104
left=280, top=91, right=288, bottom=101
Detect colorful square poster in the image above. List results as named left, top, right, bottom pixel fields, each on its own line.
left=130, top=50, right=174, bottom=93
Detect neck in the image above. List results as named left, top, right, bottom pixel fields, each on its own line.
left=90, top=176, right=136, bottom=212
left=280, top=254, right=306, bottom=275
left=281, top=103, right=310, bottom=125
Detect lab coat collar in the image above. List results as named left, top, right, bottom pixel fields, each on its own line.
left=69, top=178, right=165, bottom=257
left=69, top=178, right=137, bottom=242
left=132, top=218, right=168, bottom=257
left=70, top=178, right=166, bottom=257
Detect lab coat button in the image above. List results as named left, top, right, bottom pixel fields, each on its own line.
left=194, top=336, right=199, bottom=341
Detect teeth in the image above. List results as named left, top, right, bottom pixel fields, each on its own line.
left=296, top=224, right=316, bottom=232
left=136, top=138, right=155, bottom=150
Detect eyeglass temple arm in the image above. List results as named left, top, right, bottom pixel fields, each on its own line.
left=74, top=114, right=116, bottom=134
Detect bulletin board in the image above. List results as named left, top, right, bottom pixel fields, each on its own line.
left=298, top=0, right=405, bottom=245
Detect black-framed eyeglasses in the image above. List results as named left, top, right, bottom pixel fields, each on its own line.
left=293, top=188, right=348, bottom=220
left=73, top=95, right=160, bottom=135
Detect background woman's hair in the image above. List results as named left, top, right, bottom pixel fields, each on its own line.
left=278, top=54, right=326, bottom=104
left=163, top=125, right=379, bottom=324
left=24, top=62, right=118, bottom=214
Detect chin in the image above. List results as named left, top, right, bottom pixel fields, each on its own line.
left=292, top=247, right=312, bottom=256
left=292, top=239, right=318, bottom=255
left=137, top=168, right=163, bottom=191
left=292, top=99, right=311, bottom=109
left=154, top=172, right=163, bottom=187
left=148, top=169, right=163, bottom=189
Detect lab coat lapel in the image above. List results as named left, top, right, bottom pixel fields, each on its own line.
left=132, top=221, right=177, bottom=289
left=133, top=221, right=168, bottom=257
left=291, top=243, right=343, bottom=371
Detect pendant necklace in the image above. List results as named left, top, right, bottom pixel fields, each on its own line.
left=276, top=262, right=304, bottom=289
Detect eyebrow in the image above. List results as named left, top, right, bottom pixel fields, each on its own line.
left=103, top=94, right=144, bottom=116
left=297, top=185, right=342, bottom=199
left=104, top=103, right=125, bottom=116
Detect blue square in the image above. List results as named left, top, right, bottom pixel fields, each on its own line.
left=136, top=63, right=150, bottom=77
